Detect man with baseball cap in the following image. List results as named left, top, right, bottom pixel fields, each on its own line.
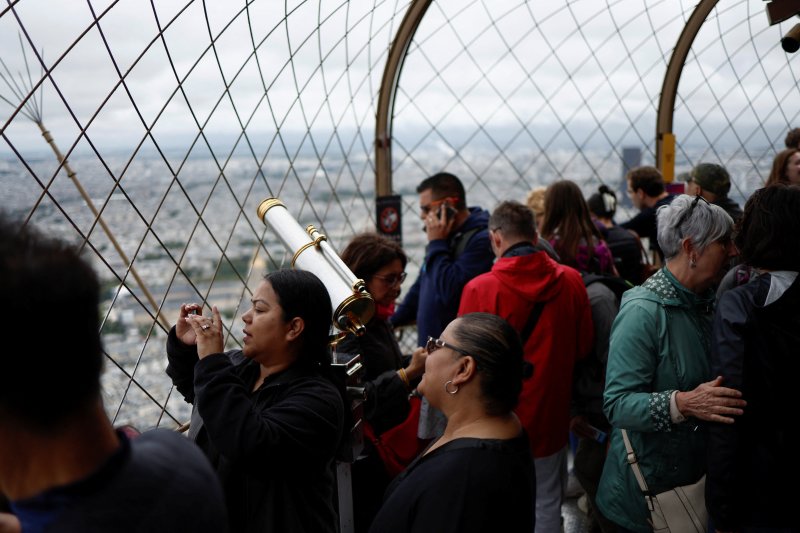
left=681, top=162, right=743, bottom=222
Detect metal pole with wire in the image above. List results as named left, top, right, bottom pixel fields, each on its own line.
left=1, top=39, right=171, bottom=331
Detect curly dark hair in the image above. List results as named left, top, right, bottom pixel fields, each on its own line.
left=339, top=233, right=407, bottom=281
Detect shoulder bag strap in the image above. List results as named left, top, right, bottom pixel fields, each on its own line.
left=519, top=301, right=546, bottom=345
left=620, top=429, right=653, bottom=496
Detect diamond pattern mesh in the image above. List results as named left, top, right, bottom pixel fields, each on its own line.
left=1, top=0, right=797, bottom=428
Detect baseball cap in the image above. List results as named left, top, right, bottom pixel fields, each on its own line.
left=680, top=163, right=731, bottom=196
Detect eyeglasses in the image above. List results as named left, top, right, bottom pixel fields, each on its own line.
left=674, top=195, right=709, bottom=238
left=426, top=336, right=470, bottom=357
left=372, top=272, right=407, bottom=286
left=420, top=196, right=458, bottom=215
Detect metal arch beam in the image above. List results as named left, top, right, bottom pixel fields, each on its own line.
left=375, top=0, right=433, bottom=197
left=657, top=0, right=719, bottom=182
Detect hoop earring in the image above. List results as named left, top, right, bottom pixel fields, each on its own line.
left=444, top=380, right=459, bottom=395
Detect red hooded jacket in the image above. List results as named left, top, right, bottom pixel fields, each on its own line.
left=458, top=249, right=593, bottom=457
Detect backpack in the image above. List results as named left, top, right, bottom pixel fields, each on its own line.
left=581, top=272, right=633, bottom=304
left=449, top=226, right=482, bottom=258
left=572, top=272, right=626, bottom=415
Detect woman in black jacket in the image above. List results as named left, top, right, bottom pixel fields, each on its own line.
left=166, top=269, right=344, bottom=533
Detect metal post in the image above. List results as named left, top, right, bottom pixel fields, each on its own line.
left=374, top=0, right=433, bottom=197
left=656, top=0, right=719, bottom=183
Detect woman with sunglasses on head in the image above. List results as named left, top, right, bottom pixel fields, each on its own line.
left=596, top=195, right=746, bottom=533
left=337, top=233, right=427, bottom=533
left=369, top=312, right=536, bottom=533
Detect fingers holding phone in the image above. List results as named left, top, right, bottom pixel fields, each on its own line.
left=424, top=199, right=457, bottom=241
left=176, top=303, right=203, bottom=345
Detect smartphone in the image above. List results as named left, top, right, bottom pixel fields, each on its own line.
left=588, top=424, right=607, bottom=444
left=438, top=203, right=457, bottom=221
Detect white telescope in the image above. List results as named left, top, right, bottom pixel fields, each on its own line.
left=256, top=198, right=374, bottom=337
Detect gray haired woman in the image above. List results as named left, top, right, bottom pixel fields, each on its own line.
left=596, top=195, right=747, bottom=533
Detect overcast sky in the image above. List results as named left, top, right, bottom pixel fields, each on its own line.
left=1, top=0, right=799, bottom=159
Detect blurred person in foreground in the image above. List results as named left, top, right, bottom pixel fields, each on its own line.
left=0, top=215, right=227, bottom=533
left=458, top=200, right=593, bottom=533
left=764, top=147, right=800, bottom=187
left=369, top=313, right=536, bottom=533
left=597, top=195, right=746, bottom=533
left=166, top=269, right=344, bottom=533
left=707, top=185, right=800, bottom=533
left=337, top=233, right=427, bottom=532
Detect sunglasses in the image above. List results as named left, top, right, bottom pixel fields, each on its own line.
left=426, top=336, right=470, bottom=357
left=372, top=272, right=407, bottom=286
left=674, top=195, right=709, bottom=238
left=420, top=196, right=459, bottom=215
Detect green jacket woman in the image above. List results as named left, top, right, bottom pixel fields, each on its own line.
left=596, top=195, right=744, bottom=532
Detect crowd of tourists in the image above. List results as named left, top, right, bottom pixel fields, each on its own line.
left=1, top=135, right=799, bottom=533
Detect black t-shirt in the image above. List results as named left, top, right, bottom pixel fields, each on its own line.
left=369, top=434, right=536, bottom=533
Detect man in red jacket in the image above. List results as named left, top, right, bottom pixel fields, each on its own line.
left=458, top=200, right=593, bottom=533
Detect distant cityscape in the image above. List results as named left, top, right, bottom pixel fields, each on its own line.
left=0, top=145, right=773, bottom=428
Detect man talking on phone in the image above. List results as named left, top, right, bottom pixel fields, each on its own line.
left=391, top=172, right=494, bottom=439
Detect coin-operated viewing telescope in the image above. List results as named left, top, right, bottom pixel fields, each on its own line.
left=256, top=197, right=375, bottom=338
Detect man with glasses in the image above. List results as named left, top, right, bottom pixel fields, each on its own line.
left=680, top=162, right=742, bottom=222
left=458, top=200, right=594, bottom=533
left=620, top=165, right=676, bottom=265
left=391, top=172, right=494, bottom=439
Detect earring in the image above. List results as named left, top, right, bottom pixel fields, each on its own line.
left=444, top=380, right=459, bottom=395
left=690, top=257, right=697, bottom=269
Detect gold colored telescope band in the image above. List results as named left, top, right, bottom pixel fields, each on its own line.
left=290, top=233, right=328, bottom=267
left=256, top=198, right=285, bottom=221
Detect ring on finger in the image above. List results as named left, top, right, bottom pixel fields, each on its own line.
left=201, top=324, right=210, bottom=330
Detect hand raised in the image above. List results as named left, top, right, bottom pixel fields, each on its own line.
left=184, top=305, right=224, bottom=359
left=405, top=346, right=428, bottom=381
left=424, top=205, right=456, bottom=241
left=176, top=303, right=203, bottom=345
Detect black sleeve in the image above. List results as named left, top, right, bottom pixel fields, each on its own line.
left=165, top=326, right=200, bottom=404
left=620, top=208, right=653, bottom=238
left=193, top=355, right=344, bottom=470
left=707, top=288, right=749, bottom=531
left=363, top=370, right=410, bottom=435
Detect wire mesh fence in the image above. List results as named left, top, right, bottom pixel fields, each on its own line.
left=1, top=0, right=798, bottom=429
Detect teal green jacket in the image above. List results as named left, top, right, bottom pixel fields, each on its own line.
left=596, top=268, right=714, bottom=532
